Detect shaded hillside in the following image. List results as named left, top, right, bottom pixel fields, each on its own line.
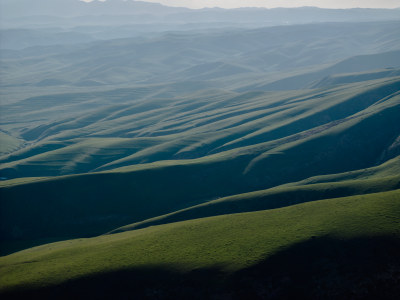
left=1, top=76, right=399, bottom=248
left=111, top=174, right=400, bottom=234
left=1, top=190, right=399, bottom=299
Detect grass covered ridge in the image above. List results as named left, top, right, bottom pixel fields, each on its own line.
left=1, top=189, right=399, bottom=298
left=110, top=174, right=400, bottom=233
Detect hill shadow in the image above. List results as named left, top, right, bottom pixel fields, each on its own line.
left=231, top=235, right=400, bottom=300
left=2, top=235, right=400, bottom=299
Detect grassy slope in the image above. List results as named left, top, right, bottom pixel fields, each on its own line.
left=1, top=77, right=399, bottom=247
left=1, top=76, right=399, bottom=178
left=111, top=155, right=400, bottom=233
left=111, top=175, right=400, bottom=233
left=0, top=21, right=400, bottom=298
left=0, top=189, right=399, bottom=298
left=0, top=132, right=24, bottom=156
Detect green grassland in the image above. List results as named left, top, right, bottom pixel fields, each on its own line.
left=1, top=78, right=399, bottom=255
left=1, top=75, right=399, bottom=249
left=1, top=189, right=399, bottom=298
left=1, top=20, right=400, bottom=298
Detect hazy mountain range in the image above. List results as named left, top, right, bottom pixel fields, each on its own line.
left=1, top=0, right=400, bottom=30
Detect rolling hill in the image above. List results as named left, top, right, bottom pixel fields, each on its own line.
left=1, top=189, right=399, bottom=299
left=1, top=75, right=399, bottom=253
left=1, top=75, right=399, bottom=177
left=1, top=15, right=400, bottom=299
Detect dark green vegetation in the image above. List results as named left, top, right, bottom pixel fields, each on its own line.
left=1, top=190, right=400, bottom=299
left=1, top=2, right=400, bottom=298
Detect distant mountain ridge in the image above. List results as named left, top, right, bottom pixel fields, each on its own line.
left=0, top=0, right=185, bottom=17
left=1, top=0, right=400, bottom=25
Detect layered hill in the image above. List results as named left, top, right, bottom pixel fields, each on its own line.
left=1, top=75, right=400, bottom=177
left=1, top=18, right=400, bottom=299
left=1, top=75, right=399, bottom=251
